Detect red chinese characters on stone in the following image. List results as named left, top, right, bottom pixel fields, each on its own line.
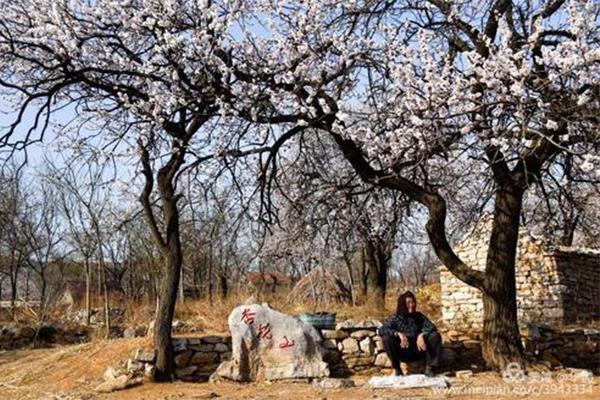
left=278, top=335, right=295, bottom=349
left=240, top=308, right=256, bottom=325
left=257, top=323, right=273, bottom=340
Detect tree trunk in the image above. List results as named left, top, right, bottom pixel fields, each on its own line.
left=360, top=247, right=368, bottom=297
left=153, top=177, right=183, bottom=382
left=10, top=272, right=17, bottom=310
left=481, top=187, right=526, bottom=369
left=219, top=273, right=228, bottom=299
left=364, top=238, right=390, bottom=308
left=85, top=259, right=91, bottom=326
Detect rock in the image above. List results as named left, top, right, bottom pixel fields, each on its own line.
left=133, top=348, right=156, bottom=363
left=103, top=366, right=122, bottom=381
left=320, top=330, right=349, bottom=340
left=175, top=350, right=194, bottom=367
left=359, top=337, right=374, bottom=355
left=350, top=330, right=376, bottom=339
left=342, top=354, right=373, bottom=368
left=374, top=337, right=384, bottom=352
left=123, top=327, right=137, bottom=339
left=525, top=323, right=542, bottom=341
left=374, top=353, right=392, bottom=368
left=336, top=319, right=382, bottom=331
left=173, top=339, right=188, bottom=352
left=202, top=335, right=223, bottom=344
left=220, top=351, right=231, bottom=362
left=322, top=339, right=338, bottom=350
left=446, top=329, right=460, bottom=339
left=340, top=338, right=360, bottom=354
left=214, top=343, right=229, bottom=352
left=176, top=366, right=198, bottom=378
left=126, top=359, right=144, bottom=373
left=95, top=375, right=142, bottom=393
left=144, top=363, right=155, bottom=379
left=455, top=369, right=474, bottom=379
left=313, top=377, right=355, bottom=389
left=462, top=340, right=480, bottom=349
left=190, top=351, right=219, bottom=365
left=214, top=304, right=329, bottom=382
left=192, top=343, right=215, bottom=352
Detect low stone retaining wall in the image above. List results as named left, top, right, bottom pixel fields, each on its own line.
left=524, top=325, right=600, bottom=372
left=0, top=323, right=89, bottom=350
left=122, top=321, right=481, bottom=381
left=320, top=321, right=482, bottom=376
left=123, top=335, right=233, bottom=382
left=119, top=321, right=599, bottom=382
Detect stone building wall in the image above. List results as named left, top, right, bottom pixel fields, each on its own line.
left=440, top=220, right=600, bottom=331
left=552, top=248, right=600, bottom=322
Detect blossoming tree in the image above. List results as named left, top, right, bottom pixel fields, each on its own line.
left=228, top=0, right=599, bottom=369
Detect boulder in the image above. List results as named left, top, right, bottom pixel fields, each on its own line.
left=214, top=303, right=329, bottom=382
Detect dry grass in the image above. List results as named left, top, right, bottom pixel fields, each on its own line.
left=168, top=283, right=442, bottom=334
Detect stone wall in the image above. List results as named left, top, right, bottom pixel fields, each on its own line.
left=524, top=325, right=600, bottom=372
left=440, top=219, right=600, bottom=331
left=119, top=321, right=479, bottom=382
left=118, top=335, right=233, bottom=382
left=0, top=323, right=89, bottom=350
left=116, top=321, right=599, bottom=383
left=553, top=248, right=600, bottom=323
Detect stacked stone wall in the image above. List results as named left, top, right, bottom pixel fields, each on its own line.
left=120, top=322, right=599, bottom=382
left=553, top=250, right=600, bottom=322
left=440, top=221, right=600, bottom=331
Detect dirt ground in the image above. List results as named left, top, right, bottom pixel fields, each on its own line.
left=0, top=339, right=598, bottom=400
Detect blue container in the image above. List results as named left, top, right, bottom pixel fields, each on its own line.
left=298, top=312, right=336, bottom=330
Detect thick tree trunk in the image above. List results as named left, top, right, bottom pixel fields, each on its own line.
left=153, top=178, right=183, bottom=382
left=481, top=187, right=526, bottom=370
left=364, top=238, right=390, bottom=308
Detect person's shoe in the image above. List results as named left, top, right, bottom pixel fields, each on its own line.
left=424, top=365, right=435, bottom=377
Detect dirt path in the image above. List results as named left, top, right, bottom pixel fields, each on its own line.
left=1, top=340, right=598, bottom=399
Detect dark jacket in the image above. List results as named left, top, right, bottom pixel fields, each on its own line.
left=378, top=311, right=437, bottom=338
